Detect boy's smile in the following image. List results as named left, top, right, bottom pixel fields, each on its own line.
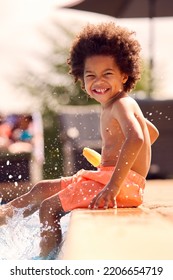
left=84, top=55, right=128, bottom=105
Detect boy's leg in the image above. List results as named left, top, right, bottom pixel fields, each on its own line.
left=38, top=193, right=65, bottom=259
left=0, top=179, right=62, bottom=225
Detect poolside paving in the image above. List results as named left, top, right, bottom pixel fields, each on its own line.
left=60, top=179, right=173, bottom=260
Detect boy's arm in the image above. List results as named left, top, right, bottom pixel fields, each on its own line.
left=89, top=103, right=144, bottom=209
left=145, top=118, right=159, bottom=145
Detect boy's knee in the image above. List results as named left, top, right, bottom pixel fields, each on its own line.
left=40, top=195, right=62, bottom=212
left=30, top=180, right=45, bottom=194
left=40, top=198, right=51, bottom=210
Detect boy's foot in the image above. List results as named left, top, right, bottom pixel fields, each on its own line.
left=0, top=205, right=14, bottom=226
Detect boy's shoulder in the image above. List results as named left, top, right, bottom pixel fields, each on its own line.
left=112, top=94, right=132, bottom=107
left=111, top=95, right=139, bottom=114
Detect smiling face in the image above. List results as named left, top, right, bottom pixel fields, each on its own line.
left=84, top=55, right=128, bottom=105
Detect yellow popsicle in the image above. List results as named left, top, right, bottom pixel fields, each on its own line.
left=83, top=147, right=101, bottom=167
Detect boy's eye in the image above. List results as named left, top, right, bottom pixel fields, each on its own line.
left=104, top=72, right=113, bottom=75
left=85, top=74, right=95, bottom=78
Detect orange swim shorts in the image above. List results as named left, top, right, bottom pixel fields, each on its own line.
left=58, top=166, right=146, bottom=212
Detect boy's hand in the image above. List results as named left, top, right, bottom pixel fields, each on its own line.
left=88, top=182, right=119, bottom=209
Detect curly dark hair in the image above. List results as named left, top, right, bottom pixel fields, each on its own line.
left=67, top=22, right=142, bottom=92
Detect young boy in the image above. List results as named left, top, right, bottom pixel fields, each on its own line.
left=0, top=22, right=159, bottom=259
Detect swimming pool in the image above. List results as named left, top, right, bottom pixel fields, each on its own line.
left=0, top=208, right=70, bottom=260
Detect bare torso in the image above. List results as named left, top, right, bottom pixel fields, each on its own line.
left=100, top=96, right=151, bottom=177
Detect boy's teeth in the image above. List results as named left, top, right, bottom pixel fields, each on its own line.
left=95, top=89, right=107, bottom=93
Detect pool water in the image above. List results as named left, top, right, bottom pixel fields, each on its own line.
left=0, top=209, right=70, bottom=260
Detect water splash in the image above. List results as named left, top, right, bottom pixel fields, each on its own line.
left=0, top=211, right=40, bottom=260
left=0, top=210, right=70, bottom=260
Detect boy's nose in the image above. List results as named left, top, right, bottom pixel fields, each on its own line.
left=94, top=76, right=105, bottom=84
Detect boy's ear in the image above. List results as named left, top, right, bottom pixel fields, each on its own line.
left=122, top=74, right=128, bottom=84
